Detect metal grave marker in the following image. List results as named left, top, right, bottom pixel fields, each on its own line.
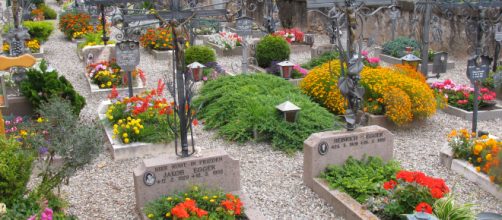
left=115, top=41, right=140, bottom=97
left=467, top=56, right=491, bottom=82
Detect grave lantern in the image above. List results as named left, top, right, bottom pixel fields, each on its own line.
left=276, top=101, right=301, bottom=123
left=0, top=72, right=8, bottom=108
left=187, top=62, right=205, bottom=82
left=403, top=211, right=438, bottom=220
left=401, top=47, right=421, bottom=71
left=277, top=61, right=295, bottom=79
left=431, top=51, right=448, bottom=78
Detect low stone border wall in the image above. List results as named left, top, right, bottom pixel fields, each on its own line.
left=379, top=54, right=455, bottom=71
left=441, top=104, right=502, bottom=121
left=32, top=47, right=44, bottom=59
left=84, top=70, right=145, bottom=94
left=3, top=95, right=33, bottom=116
left=440, top=144, right=502, bottom=200
left=203, top=40, right=243, bottom=57
left=149, top=49, right=173, bottom=61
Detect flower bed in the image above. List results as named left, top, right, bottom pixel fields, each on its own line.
left=301, top=61, right=442, bottom=126
left=58, top=11, right=93, bottom=40
left=3, top=40, right=44, bottom=59
left=315, top=157, right=455, bottom=220
left=143, top=186, right=249, bottom=220
left=140, top=26, right=178, bottom=60
left=98, top=83, right=194, bottom=159
left=440, top=129, right=502, bottom=200
left=85, top=60, right=146, bottom=93
left=431, top=79, right=502, bottom=120
left=205, top=32, right=243, bottom=56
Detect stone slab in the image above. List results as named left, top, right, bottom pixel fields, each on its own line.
left=363, top=113, right=426, bottom=130
left=451, top=159, right=502, bottom=201
left=378, top=54, right=455, bottom=71
left=97, top=101, right=194, bottom=160
left=203, top=40, right=243, bottom=57
left=133, top=148, right=240, bottom=211
left=441, top=104, right=502, bottom=121
left=288, top=78, right=303, bottom=87
left=303, top=125, right=394, bottom=188
left=150, top=49, right=173, bottom=61
left=2, top=95, right=33, bottom=116
left=311, top=178, right=380, bottom=220
left=290, top=43, right=311, bottom=54
left=82, top=44, right=116, bottom=66
left=311, top=44, right=336, bottom=59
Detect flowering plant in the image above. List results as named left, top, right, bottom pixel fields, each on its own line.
left=31, top=8, right=45, bottom=21
left=106, top=80, right=178, bottom=144
left=431, top=79, right=496, bottom=111
left=2, top=43, right=9, bottom=53
left=448, top=129, right=501, bottom=185
left=273, top=28, right=304, bottom=43
left=300, top=61, right=438, bottom=125
left=27, top=39, right=41, bottom=53
left=207, top=31, right=242, bottom=50
left=58, top=11, right=92, bottom=40
left=139, top=26, right=178, bottom=50
left=360, top=50, right=380, bottom=68
left=376, top=171, right=449, bottom=219
left=87, top=60, right=146, bottom=89
left=144, top=186, right=245, bottom=220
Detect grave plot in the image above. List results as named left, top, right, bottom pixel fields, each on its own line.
left=139, top=26, right=175, bottom=60
left=440, top=129, right=502, bottom=201
left=82, top=45, right=146, bottom=93
left=203, top=31, right=245, bottom=57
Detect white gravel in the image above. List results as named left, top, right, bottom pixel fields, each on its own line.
left=34, top=0, right=502, bottom=219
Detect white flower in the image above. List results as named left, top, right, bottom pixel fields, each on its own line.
left=0, top=203, right=7, bottom=215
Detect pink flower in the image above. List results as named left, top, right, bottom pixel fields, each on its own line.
left=28, top=215, right=36, bottom=220
left=361, top=50, right=369, bottom=56
left=480, top=87, right=489, bottom=93
left=5, top=120, right=11, bottom=126
left=41, top=208, right=53, bottom=220
left=202, top=76, right=208, bottom=81
left=367, top=57, right=380, bottom=63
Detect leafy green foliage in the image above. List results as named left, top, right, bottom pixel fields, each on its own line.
left=77, top=31, right=115, bottom=49
left=193, top=73, right=337, bottom=153
left=301, top=51, right=339, bottom=70
left=0, top=137, right=34, bottom=206
left=39, top=4, right=57, bottom=20
left=25, top=97, right=102, bottom=196
left=382, top=37, right=420, bottom=58
left=256, top=35, right=290, bottom=68
left=22, top=21, right=54, bottom=42
left=320, top=156, right=401, bottom=203
left=482, top=66, right=502, bottom=90
left=185, top=45, right=216, bottom=65
left=433, top=194, right=475, bottom=220
left=20, top=60, right=86, bottom=115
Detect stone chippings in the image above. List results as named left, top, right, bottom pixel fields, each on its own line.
left=38, top=1, right=501, bottom=218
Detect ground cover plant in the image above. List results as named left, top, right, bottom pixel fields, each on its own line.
left=301, top=51, right=339, bottom=70
left=193, top=73, right=337, bottom=153
left=448, top=129, right=502, bottom=185
left=105, top=81, right=176, bottom=144
left=321, top=157, right=453, bottom=220
left=300, top=61, right=440, bottom=125
left=144, top=186, right=246, bottom=220
left=381, top=36, right=420, bottom=58
left=431, top=79, right=497, bottom=111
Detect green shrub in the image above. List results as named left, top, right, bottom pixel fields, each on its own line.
left=185, top=45, right=216, bottom=65
left=256, top=35, right=290, bottom=68
left=193, top=73, right=338, bottom=153
left=22, top=21, right=54, bottom=42
left=20, top=60, right=86, bottom=115
left=301, top=50, right=339, bottom=70
left=39, top=4, right=57, bottom=20
left=320, top=156, right=401, bottom=203
left=0, top=136, right=34, bottom=206
left=482, top=66, right=502, bottom=90
left=382, top=37, right=420, bottom=58
left=78, top=31, right=115, bottom=49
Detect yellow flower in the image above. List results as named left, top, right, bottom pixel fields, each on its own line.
left=209, top=199, right=215, bottom=203
left=481, top=135, right=488, bottom=139
left=486, top=154, right=493, bottom=161
left=165, top=212, right=171, bottom=217
left=134, top=130, right=140, bottom=134
left=100, top=84, right=105, bottom=88
left=147, top=213, right=154, bottom=218
left=475, top=166, right=481, bottom=172
left=37, top=117, right=44, bottom=123
left=203, top=196, right=208, bottom=200
left=185, top=198, right=190, bottom=201
left=108, top=115, right=113, bottom=120
left=118, top=119, right=123, bottom=124
left=212, top=195, right=218, bottom=199
left=124, top=138, right=130, bottom=144
left=167, top=197, right=172, bottom=201
left=473, top=144, right=483, bottom=155
left=448, top=129, right=457, bottom=138
left=477, top=157, right=482, bottom=163
left=20, top=130, right=28, bottom=137
left=123, top=133, right=128, bottom=138
left=114, top=124, right=118, bottom=129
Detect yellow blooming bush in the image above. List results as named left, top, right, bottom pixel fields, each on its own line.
left=2, top=43, right=9, bottom=53
left=448, top=129, right=502, bottom=185
left=26, top=39, right=41, bottom=53
left=300, top=60, right=438, bottom=125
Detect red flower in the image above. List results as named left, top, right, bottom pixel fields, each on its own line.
left=221, top=194, right=243, bottom=215
left=192, top=119, right=199, bottom=126
left=415, top=202, right=433, bottom=214
left=430, top=187, right=444, bottom=199
left=383, top=180, right=397, bottom=190
left=170, top=200, right=208, bottom=219
left=108, top=86, right=118, bottom=99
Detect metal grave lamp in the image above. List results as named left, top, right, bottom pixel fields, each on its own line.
left=277, top=61, right=295, bottom=79
left=431, top=51, right=448, bottom=79
left=276, top=101, right=301, bottom=123
left=401, top=46, right=422, bottom=71
left=187, top=62, right=206, bottom=82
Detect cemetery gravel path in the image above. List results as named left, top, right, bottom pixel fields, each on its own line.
left=40, top=1, right=501, bottom=219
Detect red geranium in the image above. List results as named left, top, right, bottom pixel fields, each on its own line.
left=383, top=180, right=397, bottom=190
left=415, top=202, right=433, bottom=214
left=171, top=200, right=208, bottom=219
left=221, top=194, right=243, bottom=215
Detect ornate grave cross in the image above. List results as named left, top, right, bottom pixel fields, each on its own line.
left=410, top=0, right=502, bottom=76
left=307, top=0, right=395, bottom=131
left=493, top=22, right=502, bottom=71
left=2, top=0, right=31, bottom=57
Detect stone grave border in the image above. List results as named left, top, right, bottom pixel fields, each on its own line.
left=441, top=104, right=502, bottom=121
left=440, top=143, right=502, bottom=200
left=97, top=100, right=195, bottom=160
left=148, top=49, right=174, bottom=60
left=202, top=39, right=244, bottom=57
left=32, top=46, right=44, bottom=59
left=303, top=126, right=394, bottom=220
left=83, top=68, right=145, bottom=94
left=378, top=54, right=455, bottom=71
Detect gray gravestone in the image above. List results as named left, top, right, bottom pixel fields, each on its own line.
left=116, top=41, right=140, bottom=72
left=133, top=148, right=240, bottom=211
left=303, top=125, right=394, bottom=188
left=83, top=45, right=116, bottom=66
left=467, top=56, right=491, bottom=82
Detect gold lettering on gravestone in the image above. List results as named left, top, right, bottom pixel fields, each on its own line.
left=149, top=157, right=225, bottom=185
left=330, top=132, right=385, bottom=150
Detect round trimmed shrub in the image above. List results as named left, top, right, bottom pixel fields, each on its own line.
left=382, top=37, right=420, bottom=58
left=300, top=61, right=437, bottom=125
left=185, top=45, right=216, bottom=65
left=256, top=35, right=290, bottom=68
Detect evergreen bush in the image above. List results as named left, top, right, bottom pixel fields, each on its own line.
left=185, top=45, right=216, bottom=65
left=382, top=37, right=420, bottom=58
left=255, top=35, right=290, bottom=68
